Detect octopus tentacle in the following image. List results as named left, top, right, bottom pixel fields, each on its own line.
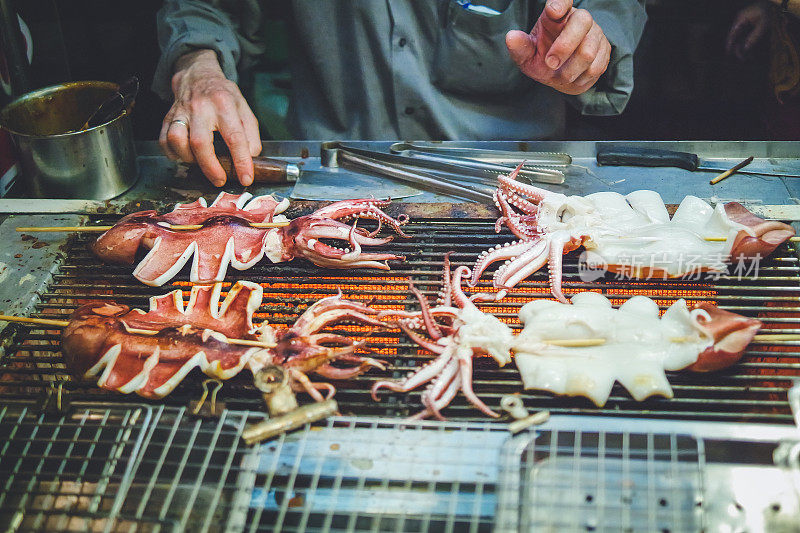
left=456, top=346, right=499, bottom=417
left=289, top=369, right=335, bottom=401
left=422, top=364, right=461, bottom=421
left=396, top=320, right=447, bottom=354
left=409, top=280, right=443, bottom=340
left=370, top=345, right=452, bottom=400
left=494, top=238, right=549, bottom=289
left=546, top=233, right=570, bottom=303
left=470, top=240, right=540, bottom=286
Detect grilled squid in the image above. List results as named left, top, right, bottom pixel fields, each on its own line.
left=471, top=166, right=796, bottom=302
left=513, top=292, right=762, bottom=406
left=92, top=192, right=409, bottom=286
left=62, top=281, right=388, bottom=399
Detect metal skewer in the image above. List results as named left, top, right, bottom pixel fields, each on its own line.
left=0, top=314, right=278, bottom=349
left=15, top=220, right=290, bottom=233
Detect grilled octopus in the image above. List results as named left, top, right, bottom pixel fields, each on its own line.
left=471, top=165, right=796, bottom=302
left=62, top=281, right=387, bottom=399
left=92, top=192, right=409, bottom=286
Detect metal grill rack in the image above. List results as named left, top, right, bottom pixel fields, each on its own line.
left=496, top=424, right=705, bottom=532
left=2, top=216, right=800, bottom=422
left=4, top=403, right=798, bottom=532
left=0, top=402, right=151, bottom=532
left=1, top=403, right=508, bottom=532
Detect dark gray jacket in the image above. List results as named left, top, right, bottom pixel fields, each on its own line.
left=155, top=0, right=646, bottom=139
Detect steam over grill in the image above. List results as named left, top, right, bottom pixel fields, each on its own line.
left=2, top=215, right=798, bottom=423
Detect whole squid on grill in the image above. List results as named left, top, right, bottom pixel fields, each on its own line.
left=373, top=254, right=763, bottom=418
left=92, top=192, right=410, bottom=286
left=62, top=281, right=387, bottom=399
left=513, top=292, right=762, bottom=406
left=470, top=165, right=796, bottom=302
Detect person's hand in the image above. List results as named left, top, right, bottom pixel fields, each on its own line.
left=505, top=0, right=611, bottom=95
left=159, top=49, right=262, bottom=187
left=726, top=2, right=771, bottom=61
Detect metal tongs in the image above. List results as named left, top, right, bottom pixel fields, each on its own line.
left=321, top=142, right=570, bottom=204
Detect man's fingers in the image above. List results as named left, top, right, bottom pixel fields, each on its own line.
left=544, top=0, right=572, bottom=23
left=189, top=115, right=226, bottom=187
left=165, top=117, right=194, bottom=163
left=218, top=111, right=255, bottom=186
left=545, top=9, right=593, bottom=70
left=236, top=100, right=262, bottom=157
left=506, top=30, right=537, bottom=69
left=557, top=23, right=603, bottom=84
left=573, top=38, right=610, bottom=88
left=159, top=118, right=180, bottom=161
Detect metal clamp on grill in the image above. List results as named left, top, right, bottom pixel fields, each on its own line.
left=242, top=365, right=339, bottom=445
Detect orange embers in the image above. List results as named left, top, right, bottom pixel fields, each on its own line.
left=746, top=299, right=800, bottom=406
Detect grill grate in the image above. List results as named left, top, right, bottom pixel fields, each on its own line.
left=495, top=426, right=706, bottom=532
left=0, top=402, right=151, bottom=531
left=2, top=216, right=799, bottom=422
left=1, top=402, right=506, bottom=532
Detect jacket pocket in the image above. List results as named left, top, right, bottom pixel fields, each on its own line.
left=432, top=0, right=531, bottom=96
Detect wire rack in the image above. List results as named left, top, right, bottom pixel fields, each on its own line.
left=4, top=401, right=800, bottom=532
left=0, top=402, right=152, bottom=532
left=496, top=426, right=705, bottom=532
left=1, top=402, right=508, bottom=532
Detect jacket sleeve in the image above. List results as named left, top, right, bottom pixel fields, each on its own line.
left=153, top=0, right=264, bottom=100
left=569, top=0, right=647, bottom=116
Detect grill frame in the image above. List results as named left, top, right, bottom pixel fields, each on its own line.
left=2, top=210, right=799, bottom=424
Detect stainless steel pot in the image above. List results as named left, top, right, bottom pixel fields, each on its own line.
left=0, top=81, right=137, bottom=200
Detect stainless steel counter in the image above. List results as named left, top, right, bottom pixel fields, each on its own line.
left=1, top=140, right=799, bottom=213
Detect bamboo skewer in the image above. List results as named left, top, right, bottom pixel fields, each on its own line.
left=0, top=313, right=605, bottom=349
left=3, top=314, right=800, bottom=349
left=16, top=221, right=290, bottom=233
left=0, top=314, right=277, bottom=349
left=543, top=338, right=606, bottom=347
left=704, top=236, right=800, bottom=242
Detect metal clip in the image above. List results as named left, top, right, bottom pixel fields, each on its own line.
left=501, top=394, right=549, bottom=434
left=242, top=365, right=338, bottom=445
left=189, top=379, right=224, bottom=418
left=254, top=365, right=299, bottom=416
left=37, top=381, right=69, bottom=414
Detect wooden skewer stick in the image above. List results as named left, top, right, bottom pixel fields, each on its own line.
left=703, top=236, right=800, bottom=242
left=543, top=338, right=606, bottom=347
left=546, top=333, right=800, bottom=346
left=15, top=220, right=290, bottom=233
left=0, top=314, right=277, bottom=349
left=710, top=156, right=755, bottom=185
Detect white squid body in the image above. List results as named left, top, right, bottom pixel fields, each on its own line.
left=538, top=190, right=751, bottom=275
left=513, top=292, right=715, bottom=406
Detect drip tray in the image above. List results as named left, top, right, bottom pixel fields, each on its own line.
left=496, top=417, right=800, bottom=532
